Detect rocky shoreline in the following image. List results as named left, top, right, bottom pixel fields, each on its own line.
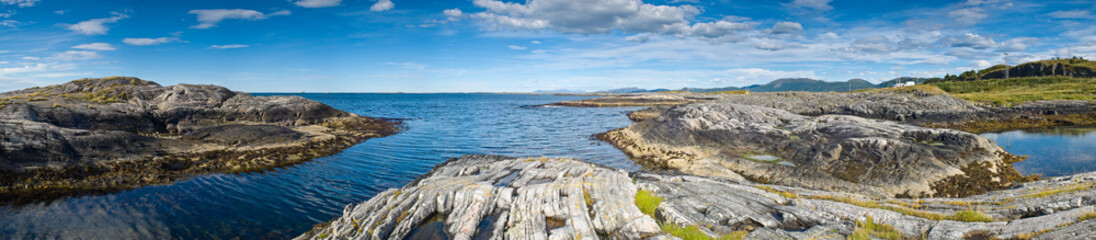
left=292, top=86, right=1096, bottom=239
left=300, top=155, right=1096, bottom=240
left=0, top=77, right=398, bottom=204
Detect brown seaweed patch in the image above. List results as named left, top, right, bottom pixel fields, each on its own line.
left=930, top=151, right=1039, bottom=198
left=925, top=113, right=1096, bottom=134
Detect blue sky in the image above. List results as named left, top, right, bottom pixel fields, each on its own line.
left=1, top=0, right=1094, bottom=92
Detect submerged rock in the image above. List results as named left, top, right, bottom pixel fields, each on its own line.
left=0, top=77, right=398, bottom=204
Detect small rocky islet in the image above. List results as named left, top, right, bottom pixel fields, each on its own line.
left=304, top=81, right=1096, bottom=239
left=0, top=77, right=398, bottom=204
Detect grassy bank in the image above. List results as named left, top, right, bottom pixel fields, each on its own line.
left=929, top=76, right=1096, bottom=105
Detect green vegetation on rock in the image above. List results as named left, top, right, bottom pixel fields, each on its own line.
left=635, top=189, right=662, bottom=216
left=848, top=216, right=902, bottom=240
left=930, top=76, right=1096, bottom=105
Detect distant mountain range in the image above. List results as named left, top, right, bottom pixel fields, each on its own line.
left=536, top=77, right=926, bottom=94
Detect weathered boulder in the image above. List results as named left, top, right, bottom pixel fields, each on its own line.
left=296, top=155, right=662, bottom=240
left=0, top=77, right=398, bottom=204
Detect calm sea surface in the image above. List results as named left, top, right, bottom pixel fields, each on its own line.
left=0, top=93, right=642, bottom=239
left=980, top=127, right=1096, bottom=177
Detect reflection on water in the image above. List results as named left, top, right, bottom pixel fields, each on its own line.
left=0, top=93, right=641, bottom=239
left=980, top=127, right=1096, bottom=177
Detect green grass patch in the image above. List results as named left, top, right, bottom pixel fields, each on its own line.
left=848, top=216, right=903, bottom=240
left=1078, top=211, right=1096, bottom=222
left=1021, top=182, right=1093, bottom=199
left=755, top=186, right=800, bottom=199
left=930, top=76, right=1096, bottom=105
left=635, top=189, right=662, bottom=217
left=948, top=210, right=994, bottom=222
left=660, top=223, right=749, bottom=240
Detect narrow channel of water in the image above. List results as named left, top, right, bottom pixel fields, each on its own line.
left=980, top=127, right=1096, bottom=177
left=0, top=93, right=642, bottom=239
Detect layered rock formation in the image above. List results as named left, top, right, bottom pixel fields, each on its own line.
left=301, top=155, right=1096, bottom=240
left=599, top=102, right=1033, bottom=198
left=296, top=155, right=663, bottom=240
left=0, top=77, right=398, bottom=203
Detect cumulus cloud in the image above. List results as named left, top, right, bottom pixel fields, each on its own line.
left=949, top=7, right=986, bottom=25
left=72, top=43, right=116, bottom=51
left=209, top=44, right=250, bottom=49
left=0, top=0, right=38, bottom=7
left=66, top=12, right=129, bottom=35
left=625, top=34, right=651, bottom=43
left=938, top=33, right=997, bottom=49
left=997, top=37, right=1037, bottom=52
left=188, top=9, right=290, bottom=29
left=469, top=0, right=755, bottom=43
left=123, top=37, right=180, bottom=46
left=507, top=45, right=527, bottom=50
left=370, top=0, right=394, bottom=12
left=785, top=0, right=833, bottom=12
left=294, top=0, right=341, bottom=8
left=444, top=8, right=463, bottom=21
left=0, top=10, right=13, bottom=18
left=769, top=21, right=803, bottom=34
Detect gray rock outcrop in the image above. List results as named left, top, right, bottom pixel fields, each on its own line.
left=0, top=77, right=398, bottom=203
left=599, top=102, right=1031, bottom=198
left=296, top=155, right=662, bottom=240
left=301, top=155, right=1096, bottom=240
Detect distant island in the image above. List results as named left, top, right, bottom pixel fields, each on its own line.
left=540, top=57, right=1095, bottom=95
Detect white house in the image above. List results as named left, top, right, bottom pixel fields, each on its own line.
left=895, top=81, right=916, bottom=87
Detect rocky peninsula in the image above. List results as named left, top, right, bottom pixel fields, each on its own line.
left=0, top=77, right=398, bottom=204
left=300, top=155, right=1096, bottom=240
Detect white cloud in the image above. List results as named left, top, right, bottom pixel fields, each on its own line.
left=769, top=21, right=803, bottom=34
left=507, top=45, right=527, bottom=50
left=949, top=7, right=986, bottom=25
left=531, top=40, right=542, bottom=44
left=72, top=43, right=116, bottom=51
left=0, top=19, right=21, bottom=27
left=444, top=8, right=463, bottom=21
left=1048, top=10, right=1092, bottom=19
left=53, top=51, right=101, bottom=61
left=0, top=10, right=13, bottom=18
left=370, top=0, right=394, bottom=12
left=123, top=37, right=179, bottom=46
left=997, top=37, right=1037, bottom=52
left=294, top=0, right=341, bottom=8
left=625, top=34, right=650, bottom=43
left=469, top=0, right=755, bottom=42
left=188, top=9, right=290, bottom=29
left=0, top=0, right=38, bottom=7
left=939, top=33, right=997, bottom=49
left=54, top=10, right=66, bottom=15
left=209, top=44, right=250, bottom=49
left=65, top=12, right=129, bottom=35
left=785, top=0, right=833, bottom=12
